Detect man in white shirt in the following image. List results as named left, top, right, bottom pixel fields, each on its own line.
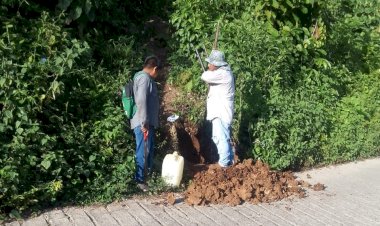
left=201, top=50, right=235, bottom=167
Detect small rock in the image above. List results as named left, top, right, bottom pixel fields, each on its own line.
left=313, top=183, right=325, bottom=191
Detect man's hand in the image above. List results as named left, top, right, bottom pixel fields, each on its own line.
left=141, top=123, right=149, bottom=133
left=143, top=130, right=149, bottom=141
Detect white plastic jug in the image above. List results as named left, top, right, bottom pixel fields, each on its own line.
left=161, top=151, right=184, bottom=187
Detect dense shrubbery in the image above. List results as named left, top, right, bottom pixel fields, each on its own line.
left=0, top=0, right=169, bottom=218
left=323, top=71, right=380, bottom=162
left=169, top=0, right=380, bottom=169
left=0, top=0, right=379, bottom=219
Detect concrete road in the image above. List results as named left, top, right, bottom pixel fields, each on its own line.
left=6, top=157, right=380, bottom=226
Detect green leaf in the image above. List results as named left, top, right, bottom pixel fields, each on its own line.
left=58, top=0, right=73, bottom=11
left=286, top=0, right=294, bottom=8
left=5, top=23, right=13, bottom=29
left=272, top=0, right=280, bottom=9
left=21, top=67, right=27, bottom=74
left=9, top=209, right=21, bottom=219
left=15, top=121, right=21, bottom=128
left=292, top=13, right=300, bottom=24
left=52, top=81, right=60, bottom=93
left=16, top=128, right=24, bottom=134
left=49, top=35, right=56, bottom=45
left=89, top=155, right=96, bottom=162
left=66, top=48, right=73, bottom=55
left=40, top=94, right=46, bottom=101
left=267, top=23, right=279, bottom=37
left=265, top=10, right=272, bottom=19
left=41, top=138, right=48, bottom=146
left=317, top=49, right=327, bottom=56
left=283, top=26, right=291, bottom=32
left=67, top=59, right=73, bottom=69
left=302, top=27, right=310, bottom=36
left=41, top=159, right=51, bottom=170
left=87, top=8, right=95, bottom=22
left=85, top=0, right=92, bottom=15
left=71, top=6, right=83, bottom=21
left=4, top=110, right=13, bottom=119
left=0, top=78, right=6, bottom=87
left=55, top=57, right=63, bottom=65
left=314, top=58, right=331, bottom=69
left=301, top=7, right=308, bottom=14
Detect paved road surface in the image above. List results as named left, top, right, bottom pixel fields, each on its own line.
left=6, top=158, right=380, bottom=226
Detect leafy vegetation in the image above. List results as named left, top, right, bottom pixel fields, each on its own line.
left=169, top=0, right=380, bottom=169
left=0, top=0, right=169, bottom=219
left=0, top=0, right=379, bottom=219
left=323, top=71, right=380, bottom=162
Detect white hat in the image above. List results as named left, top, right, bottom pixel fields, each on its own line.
left=205, top=50, right=228, bottom=67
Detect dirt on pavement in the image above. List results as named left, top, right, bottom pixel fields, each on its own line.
left=184, top=159, right=323, bottom=206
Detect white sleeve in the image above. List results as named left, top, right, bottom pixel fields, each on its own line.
left=201, top=69, right=230, bottom=84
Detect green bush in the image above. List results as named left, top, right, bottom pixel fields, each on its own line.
left=252, top=66, right=347, bottom=169
left=324, top=0, right=380, bottom=73
left=169, top=0, right=380, bottom=170
left=0, top=10, right=138, bottom=216
left=323, top=71, right=380, bottom=162
left=170, top=0, right=335, bottom=169
left=1, top=11, right=86, bottom=212
left=0, top=0, right=174, bottom=219
left=1, top=0, right=175, bottom=217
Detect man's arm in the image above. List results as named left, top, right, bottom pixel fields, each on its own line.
left=201, top=69, right=230, bottom=84
left=134, top=76, right=150, bottom=129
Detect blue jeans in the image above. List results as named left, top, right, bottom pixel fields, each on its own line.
left=133, top=126, right=155, bottom=183
left=211, top=118, right=234, bottom=167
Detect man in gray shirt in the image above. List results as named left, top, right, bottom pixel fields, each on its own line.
left=131, top=56, right=161, bottom=191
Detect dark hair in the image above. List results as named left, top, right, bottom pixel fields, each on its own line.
left=143, top=55, right=162, bottom=70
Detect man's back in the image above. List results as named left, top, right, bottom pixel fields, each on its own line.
left=130, top=71, right=159, bottom=129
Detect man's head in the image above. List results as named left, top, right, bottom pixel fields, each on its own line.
left=143, top=55, right=162, bottom=78
left=205, top=50, right=227, bottom=71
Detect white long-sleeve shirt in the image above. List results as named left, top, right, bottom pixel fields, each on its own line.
left=201, top=65, right=235, bottom=125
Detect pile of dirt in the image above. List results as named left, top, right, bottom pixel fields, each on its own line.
left=185, top=159, right=323, bottom=206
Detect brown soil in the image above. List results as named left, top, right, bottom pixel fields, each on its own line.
left=166, top=193, right=176, bottom=205
left=312, top=183, right=326, bottom=191
left=184, top=159, right=324, bottom=206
